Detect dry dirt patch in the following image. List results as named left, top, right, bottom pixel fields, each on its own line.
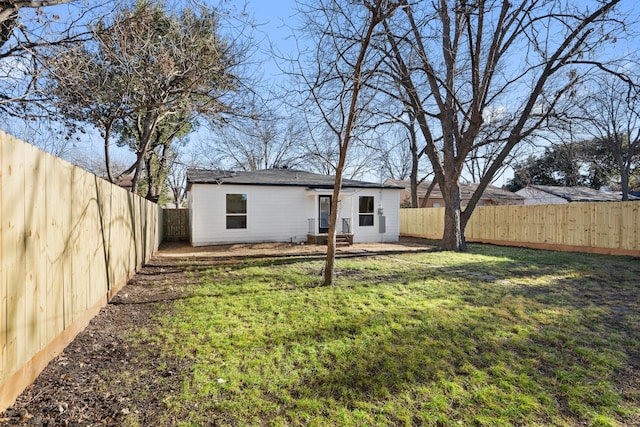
left=158, top=237, right=431, bottom=258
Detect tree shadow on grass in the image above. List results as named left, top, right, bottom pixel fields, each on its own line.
left=276, top=263, right=640, bottom=424
left=143, top=248, right=639, bottom=424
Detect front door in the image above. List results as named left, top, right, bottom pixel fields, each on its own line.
left=319, top=195, right=331, bottom=233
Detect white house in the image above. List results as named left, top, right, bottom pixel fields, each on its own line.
left=186, top=168, right=402, bottom=246
left=516, top=185, right=621, bottom=205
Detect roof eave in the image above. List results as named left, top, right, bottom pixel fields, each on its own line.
left=187, top=181, right=401, bottom=189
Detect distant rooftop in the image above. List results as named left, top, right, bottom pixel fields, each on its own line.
left=386, top=179, right=525, bottom=203
left=186, top=168, right=403, bottom=189
left=528, top=185, right=621, bottom=202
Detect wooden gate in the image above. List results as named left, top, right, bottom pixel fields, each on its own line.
left=163, top=208, right=189, bottom=241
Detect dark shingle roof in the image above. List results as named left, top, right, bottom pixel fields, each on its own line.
left=529, top=185, right=621, bottom=202
left=186, top=168, right=403, bottom=189
left=386, top=179, right=525, bottom=203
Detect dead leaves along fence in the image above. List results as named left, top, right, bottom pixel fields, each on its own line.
left=400, top=203, right=640, bottom=256
left=0, top=131, right=162, bottom=412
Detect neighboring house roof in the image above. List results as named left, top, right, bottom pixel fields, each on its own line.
left=115, top=175, right=133, bottom=189
left=187, top=168, right=403, bottom=190
left=627, top=191, right=640, bottom=200
left=387, top=179, right=525, bottom=204
left=102, top=174, right=133, bottom=191
left=524, top=185, right=621, bottom=202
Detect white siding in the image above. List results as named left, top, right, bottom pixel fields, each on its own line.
left=189, top=184, right=401, bottom=246
left=349, top=188, right=400, bottom=243
left=190, top=184, right=313, bottom=245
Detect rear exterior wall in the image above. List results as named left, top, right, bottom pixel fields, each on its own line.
left=188, top=184, right=400, bottom=246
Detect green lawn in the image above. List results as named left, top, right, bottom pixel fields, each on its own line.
left=131, top=245, right=640, bottom=426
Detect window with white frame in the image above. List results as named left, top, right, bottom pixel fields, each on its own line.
left=359, top=196, right=374, bottom=226
left=226, top=194, right=247, bottom=229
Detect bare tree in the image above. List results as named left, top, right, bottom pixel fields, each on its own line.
left=363, top=96, right=432, bottom=206
left=0, top=1, right=73, bottom=43
left=365, top=111, right=436, bottom=207
left=376, top=0, right=627, bottom=250
left=377, top=129, right=413, bottom=182
left=388, top=111, right=433, bottom=207
left=0, top=1, right=107, bottom=121
left=463, top=139, right=529, bottom=185
left=207, top=109, right=309, bottom=171
left=300, top=119, right=383, bottom=179
left=294, top=0, right=399, bottom=286
left=163, top=146, right=204, bottom=207
left=166, top=157, right=187, bottom=207
left=578, top=73, right=640, bottom=200
left=2, top=117, right=76, bottom=156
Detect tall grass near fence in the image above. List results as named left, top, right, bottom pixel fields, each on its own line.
left=401, top=203, right=640, bottom=256
left=0, top=130, right=161, bottom=411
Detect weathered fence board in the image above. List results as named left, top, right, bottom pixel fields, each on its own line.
left=0, top=130, right=162, bottom=412
left=401, top=201, right=640, bottom=256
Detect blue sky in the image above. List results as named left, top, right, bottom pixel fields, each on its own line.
left=234, top=0, right=300, bottom=83
left=21, top=0, right=638, bottom=184
left=241, top=0, right=297, bottom=35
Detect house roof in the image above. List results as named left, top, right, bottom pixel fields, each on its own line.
left=526, top=185, right=621, bottom=202
left=101, top=174, right=133, bottom=190
left=387, top=179, right=525, bottom=203
left=186, top=168, right=403, bottom=189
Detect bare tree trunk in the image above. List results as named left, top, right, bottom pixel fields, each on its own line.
left=131, top=112, right=160, bottom=194
left=144, top=155, right=155, bottom=201
left=410, top=172, right=418, bottom=207
left=322, top=0, right=394, bottom=286
left=408, top=119, right=419, bottom=207
left=324, top=165, right=344, bottom=287
left=154, top=143, right=170, bottom=200
left=419, top=180, right=437, bottom=208
left=103, top=121, right=114, bottom=183
left=130, top=150, right=146, bottom=194
left=620, top=161, right=630, bottom=201
left=441, top=181, right=465, bottom=251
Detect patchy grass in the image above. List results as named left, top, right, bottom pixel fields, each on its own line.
left=137, top=245, right=640, bottom=426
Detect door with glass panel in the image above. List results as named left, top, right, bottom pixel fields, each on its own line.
left=319, top=195, right=331, bottom=233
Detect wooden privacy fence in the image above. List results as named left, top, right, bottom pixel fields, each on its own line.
left=0, top=131, right=162, bottom=411
left=401, top=202, right=640, bottom=256
left=163, top=208, right=189, bottom=241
